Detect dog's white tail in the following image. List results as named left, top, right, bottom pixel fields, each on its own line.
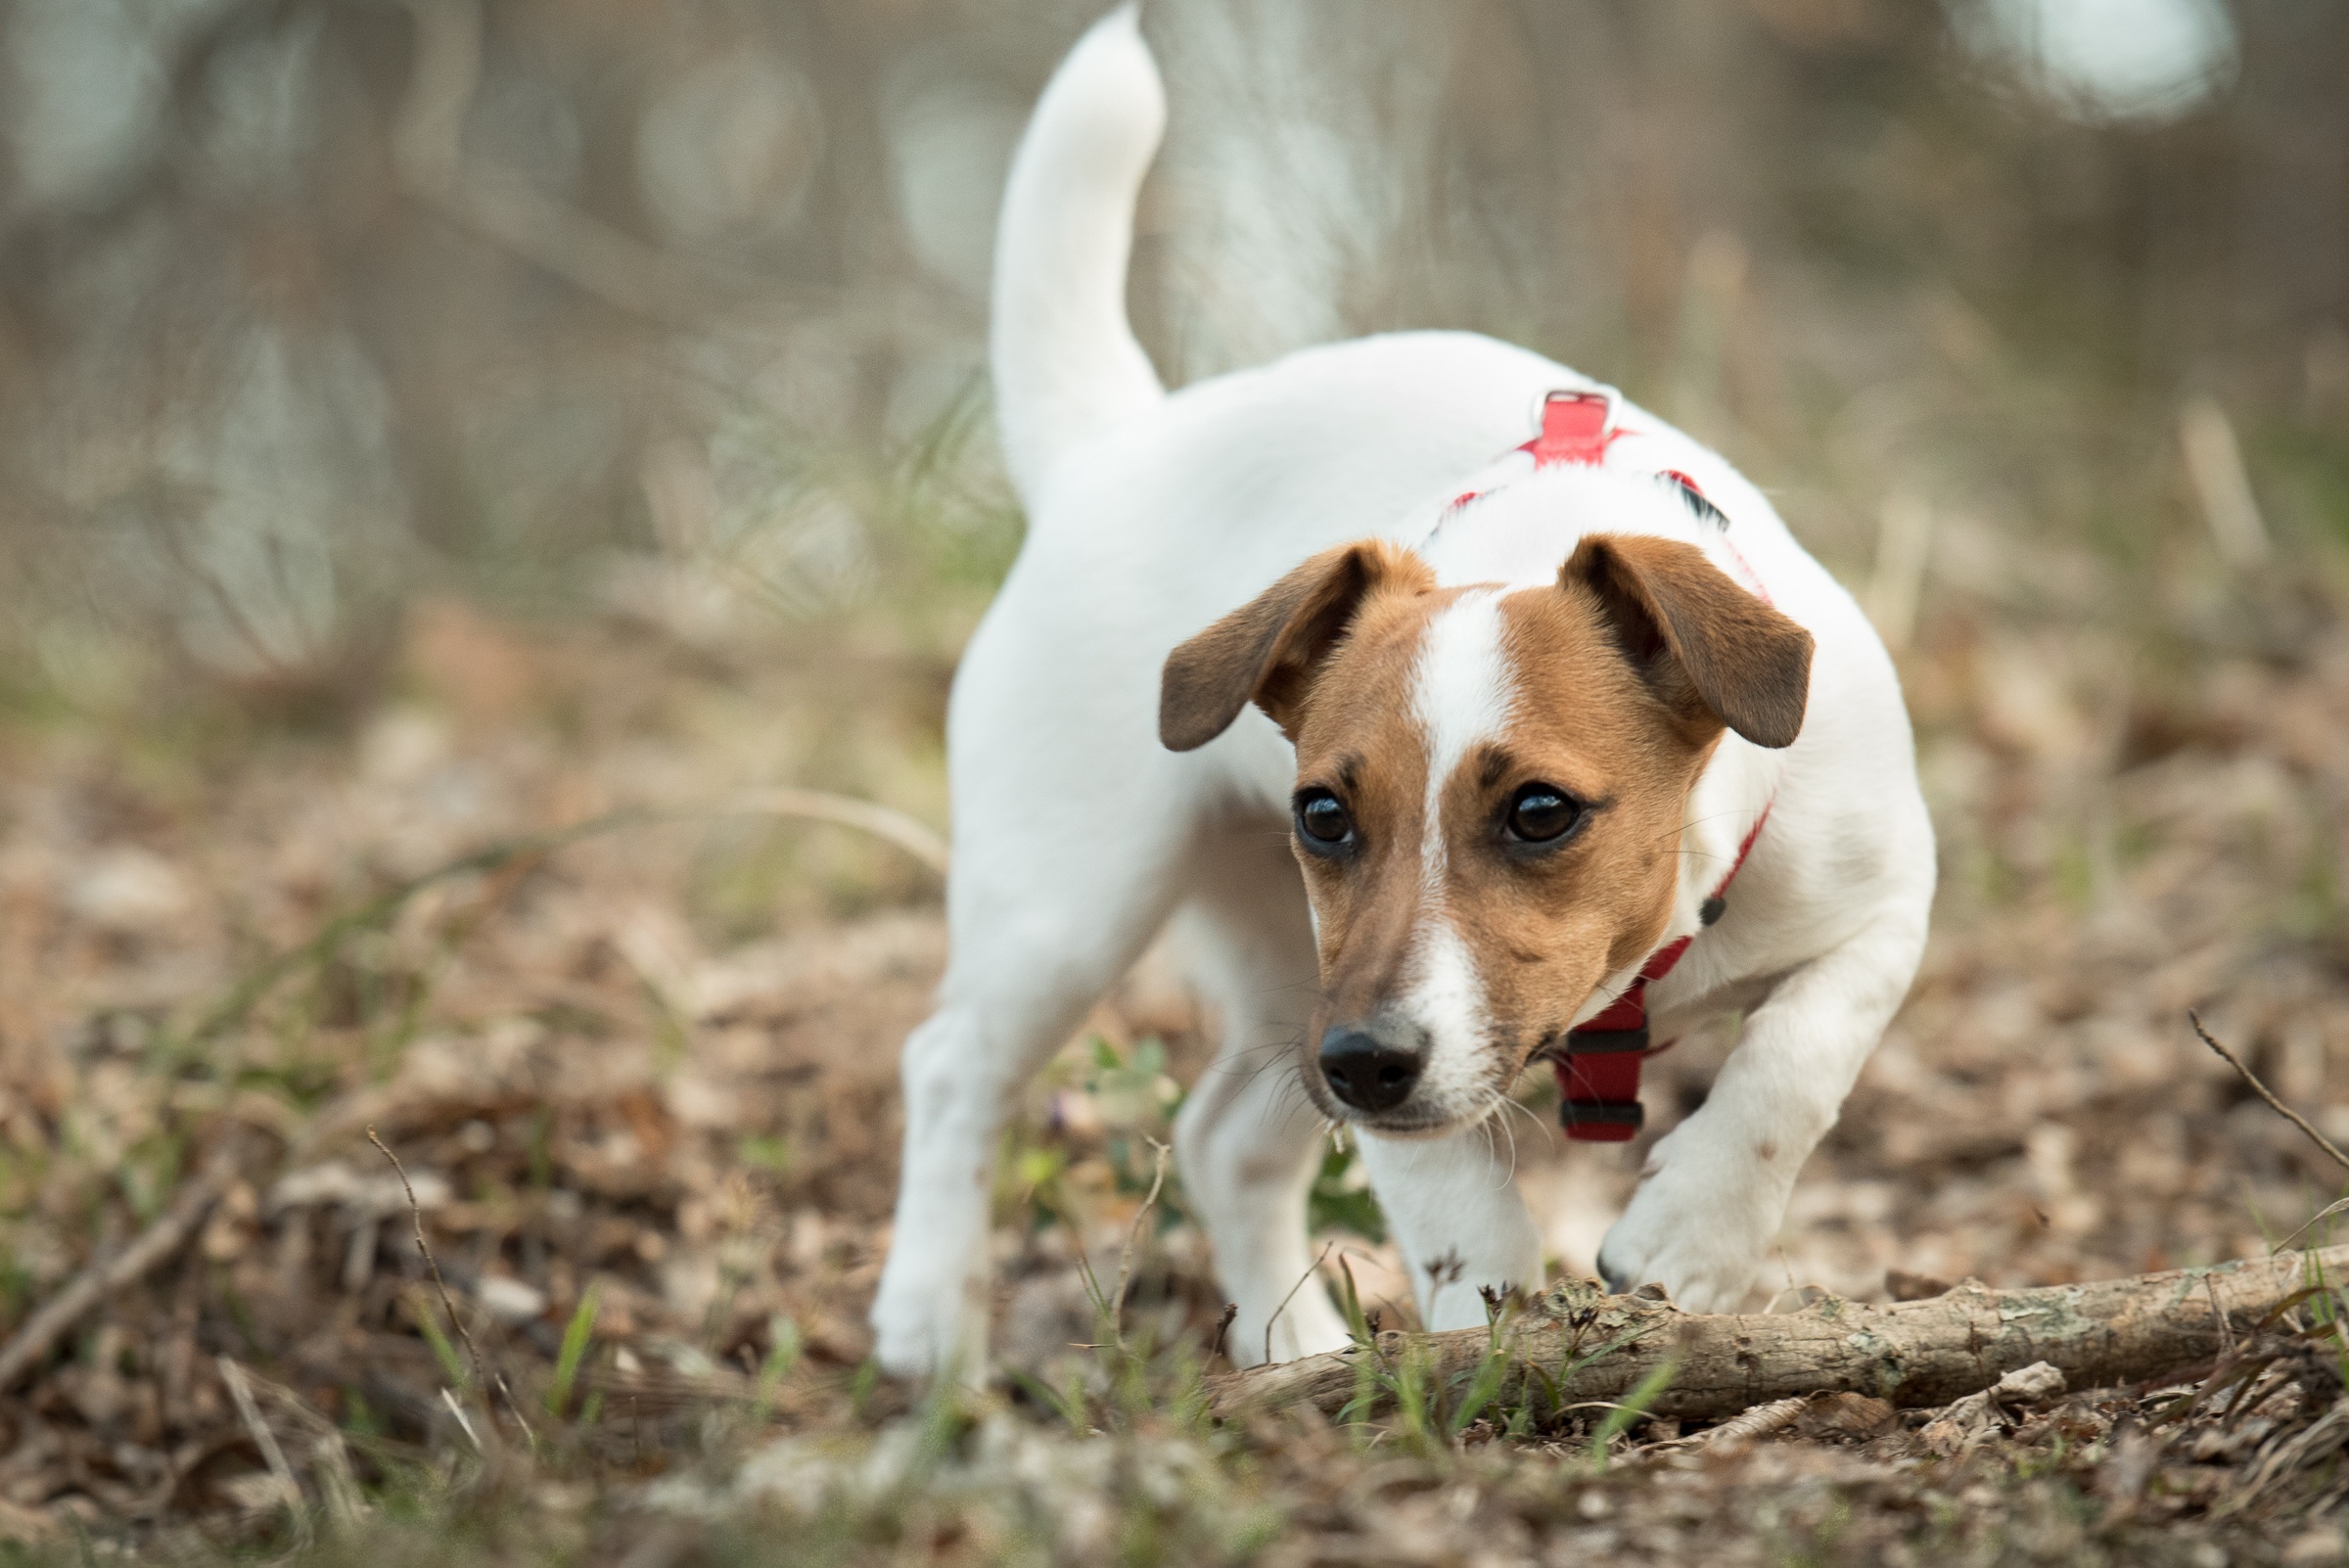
left=991, top=5, right=1166, bottom=504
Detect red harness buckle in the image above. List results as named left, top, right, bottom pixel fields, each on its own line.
left=1521, top=390, right=1626, bottom=469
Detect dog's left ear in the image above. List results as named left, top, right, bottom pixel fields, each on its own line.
left=1561, top=533, right=1813, bottom=749
left=1161, top=540, right=1431, bottom=752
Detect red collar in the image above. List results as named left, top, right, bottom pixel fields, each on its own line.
left=1555, top=807, right=1770, bottom=1141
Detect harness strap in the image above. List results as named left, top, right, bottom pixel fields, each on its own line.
left=1556, top=807, right=1771, bottom=1140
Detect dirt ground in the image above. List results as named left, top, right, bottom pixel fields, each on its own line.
left=5, top=565, right=2349, bottom=1566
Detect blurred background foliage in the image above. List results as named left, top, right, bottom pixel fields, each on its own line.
left=0, top=0, right=2341, bottom=726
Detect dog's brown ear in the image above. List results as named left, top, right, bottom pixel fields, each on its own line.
left=1561, top=533, right=1813, bottom=749
left=1161, top=541, right=1431, bottom=752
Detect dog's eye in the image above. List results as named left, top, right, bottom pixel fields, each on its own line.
left=1506, top=784, right=1582, bottom=844
left=1295, top=790, right=1355, bottom=847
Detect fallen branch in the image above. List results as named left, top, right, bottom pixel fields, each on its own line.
left=0, top=1140, right=244, bottom=1392
left=1207, top=1245, right=2349, bottom=1424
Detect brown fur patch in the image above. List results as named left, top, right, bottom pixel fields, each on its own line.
left=1159, top=541, right=1436, bottom=751
left=1562, top=533, right=1814, bottom=749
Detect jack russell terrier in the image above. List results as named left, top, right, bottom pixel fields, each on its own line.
left=871, top=5, right=1934, bottom=1377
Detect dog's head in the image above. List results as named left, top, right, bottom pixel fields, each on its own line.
left=1160, top=534, right=1813, bottom=1133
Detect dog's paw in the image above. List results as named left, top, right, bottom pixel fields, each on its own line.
left=870, top=1262, right=986, bottom=1382
left=1593, top=1142, right=1779, bottom=1313
left=1595, top=1225, right=1763, bottom=1313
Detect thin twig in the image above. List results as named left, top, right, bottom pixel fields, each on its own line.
left=439, top=1388, right=484, bottom=1454
left=1211, top=1303, right=1239, bottom=1364
left=714, top=788, right=951, bottom=877
left=368, top=1127, right=536, bottom=1447
left=2274, top=1192, right=2349, bottom=1251
left=1106, top=1138, right=1172, bottom=1351
left=1267, top=1241, right=1339, bottom=1367
left=369, top=1129, right=480, bottom=1381
left=2191, top=1012, right=2349, bottom=1171
left=219, top=1356, right=306, bottom=1530
left=0, top=1139, right=243, bottom=1391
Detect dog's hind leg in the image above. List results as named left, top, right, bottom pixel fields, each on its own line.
left=1170, top=829, right=1354, bottom=1366
left=870, top=669, right=1197, bottom=1380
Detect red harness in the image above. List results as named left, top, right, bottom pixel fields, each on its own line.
left=1554, top=807, right=1768, bottom=1140
left=1443, top=389, right=1773, bottom=1142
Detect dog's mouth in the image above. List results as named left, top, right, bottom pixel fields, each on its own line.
left=1302, top=1031, right=1555, bottom=1137
left=1323, top=1100, right=1462, bottom=1137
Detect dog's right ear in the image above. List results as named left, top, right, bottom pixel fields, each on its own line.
left=1160, top=541, right=1430, bottom=752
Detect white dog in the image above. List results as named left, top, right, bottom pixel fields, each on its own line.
left=871, top=6, right=1934, bottom=1377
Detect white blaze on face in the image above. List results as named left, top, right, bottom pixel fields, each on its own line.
left=1400, top=589, right=1514, bottom=1111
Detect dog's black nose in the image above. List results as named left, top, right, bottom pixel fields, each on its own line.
left=1317, top=1027, right=1423, bottom=1113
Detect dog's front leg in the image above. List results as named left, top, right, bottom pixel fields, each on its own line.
left=1595, top=910, right=1927, bottom=1311
left=1357, top=1122, right=1544, bottom=1331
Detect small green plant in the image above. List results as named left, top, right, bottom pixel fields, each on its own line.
left=737, top=1133, right=792, bottom=1176
left=1334, top=1257, right=1383, bottom=1436
left=751, top=1314, right=803, bottom=1420
left=1444, top=1297, right=1522, bottom=1441
left=1009, top=1362, right=1090, bottom=1434
left=546, top=1284, right=601, bottom=1418
left=1385, top=1341, right=1442, bottom=1454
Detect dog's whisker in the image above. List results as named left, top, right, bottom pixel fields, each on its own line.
left=1644, top=808, right=1757, bottom=849
left=1479, top=1092, right=1523, bottom=1186
left=1484, top=1089, right=1525, bottom=1185
left=1494, top=1081, right=1548, bottom=1137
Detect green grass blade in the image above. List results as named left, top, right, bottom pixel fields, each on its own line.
left=1588, top=1349, right=1684, bottom=1468
left=546, top=1283, right=602, bottom=1418
left=1446, top=1348, right=1513, bottom=1439
left=405, top=1289, right=470, bottom=1389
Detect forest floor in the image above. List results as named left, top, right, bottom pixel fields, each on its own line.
left=6, top=567, right=2349, bottom=1566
